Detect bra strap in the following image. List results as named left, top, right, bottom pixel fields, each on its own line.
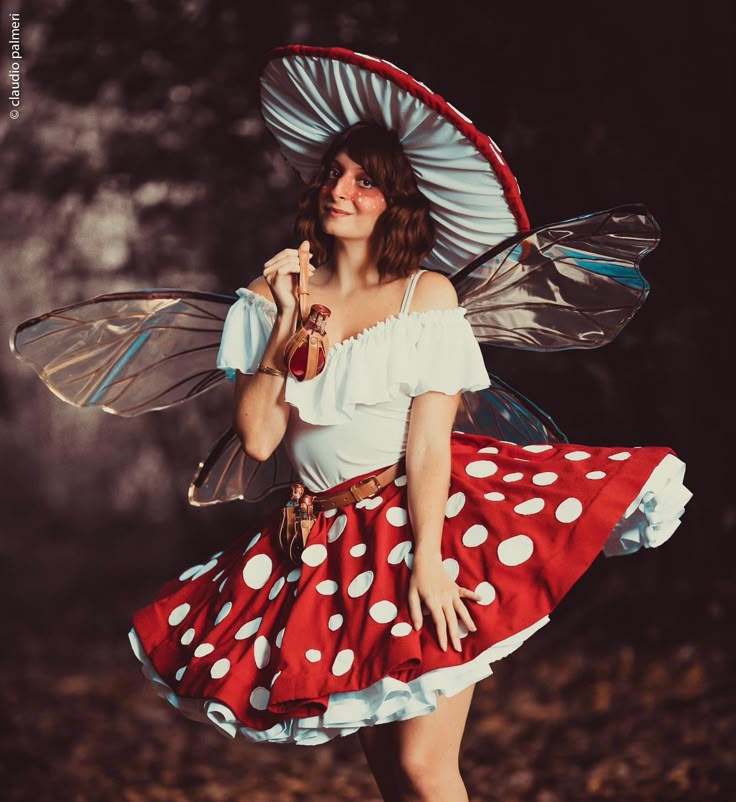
left=399, top=269, right=426, bottom=314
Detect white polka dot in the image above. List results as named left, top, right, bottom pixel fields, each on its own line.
left=180, top=627, right=195, bottom=645
left=462, top=524, right=488, bottom=547
left=565, top=450, right=591, bottom=461
left=323, top=508, right=337, bottom=518
left=219, top=578, right=227, bottom=593
left=523, top=444, right=553, bottom=453
left=445, top=492, right=466, bottom=518
left=316, top=579, right=338, bottom=595
left=466, top=460, right=498, bottom=477
left=254, top=635, right=271, bottom=669
left=586, top=470, right=606, bottom=480
left=168, top=603, right=190, bottom=626
left=532, top=472, right=558, bottom=486
left=556, top=497, right=583, bottom=523
left=275, top=628, right=285, bottom=648
left=234, top=617, right=261, bottom=640
left=443, top=558, right=460, bottom=581
left=350, top=543, right=367, bottom=557
left=242, top=554, right=272, bottom=589
left=305, top=649, right=322, bottom=662
left=301, top=543, right=328, bottom=567
left=190, top=559, right=218, bottom=580
left=474, top=581, right=497, bottom=605
left=391, top=622, right=413, bottom=637
left=497, top=535, right=534, bottom=566
left=194, top=642, right=214, bottom=657
left=478, top=445, right=499, bottom=454
left=356, top=495, right=383, bottom=510
left=387, top=541, right=413, bottom=565
left=484, top=491, right=505, bottom=501
left=243, top=532, right=261, bottom=553
left=178, top=564, right=201, bottom=581
left=209, top=551, right=223, bottom=559
left=331, top=649, right=355, bottom=676
left=502, top=472, right=524, bottom=482
left=404, top=552, right=414, bottom=570
left=286, top=567, right=301, bottom=582
left=458, top=620, right=470, bottom=639
left=249, top=687, right=270, bottom=711
left=328, top=614, right=343, bottom=631
left=394, top=474, right=408, bottom=487
left=348, top=570, right=374, bottom=598
left=214, top=601, right=232, bottom=625
left=369, top=600, right=398, bottom=623
left=268, top=576, right=286, bottom=600
left=175, top=666, right=186, bottom=681
left=513, top=497, right=545, bottom=515
left=386, top=506, right=408, bottom=526
left=212, top=570, right=224, bottom=583
left=270, top=670, right=281, bottom=687
left=210, top=658, right=230, bottom=679
left=608, top=451, right=632, bottom=461
left=327, top=514, right=347, bottom=542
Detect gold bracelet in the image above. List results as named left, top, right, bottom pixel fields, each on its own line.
left=257, top=362, right=287, bottom=377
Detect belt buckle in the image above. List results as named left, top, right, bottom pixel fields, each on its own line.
left=349, top=475, right=380, bottom=502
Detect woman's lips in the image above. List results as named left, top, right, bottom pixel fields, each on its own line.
left=325, top=207, right=351, bottom=216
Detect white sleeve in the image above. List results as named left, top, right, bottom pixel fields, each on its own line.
left=409, top=308, right=491, bottom=396
left=216, top=287, right=277, bottom=381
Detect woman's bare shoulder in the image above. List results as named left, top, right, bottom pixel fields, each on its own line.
left=246, top=275, right=275, bottom=303
left=410, top=269, right=458, bottom=312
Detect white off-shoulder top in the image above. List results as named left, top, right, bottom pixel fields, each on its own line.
left=216, top=270, right=491, bottom=492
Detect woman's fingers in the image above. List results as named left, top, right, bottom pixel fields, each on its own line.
left=430, top=606, right=448, bottom=652
left=263, top=248, right=300, bottom=268
left=408, top=588, right=423, bottom=631
left=453, top=596, right=477, bottom=634
left=443, top=602, right=462, bottom=652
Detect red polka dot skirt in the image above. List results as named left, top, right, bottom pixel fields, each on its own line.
left=129, top=432, right=691, bottom=745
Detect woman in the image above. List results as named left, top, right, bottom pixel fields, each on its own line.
left=128, top=106, right=688, bottom=801
left=235, top=121, right=485, bottom=799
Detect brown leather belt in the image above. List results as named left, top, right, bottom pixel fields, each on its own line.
left=311, top=460, right=404, bottom=511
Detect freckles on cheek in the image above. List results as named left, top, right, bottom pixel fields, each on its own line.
left=356, top=193, right=386, bottom=211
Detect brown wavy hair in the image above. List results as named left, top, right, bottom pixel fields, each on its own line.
left=294, top=122, right=435, bottom=279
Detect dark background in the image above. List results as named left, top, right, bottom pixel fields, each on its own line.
left=1, top=1, right=733, bottom=800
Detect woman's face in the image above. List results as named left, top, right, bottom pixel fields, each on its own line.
left=318, top=151, right=387, bottom=242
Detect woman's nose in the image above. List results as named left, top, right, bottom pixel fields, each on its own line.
left=332, top=174, right=353, bottom=200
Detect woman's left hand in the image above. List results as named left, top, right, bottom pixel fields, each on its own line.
left=407, top=553, right=481, bottom=652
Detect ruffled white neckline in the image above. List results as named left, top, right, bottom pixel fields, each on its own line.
left=237, top=287, right=467, bottom=354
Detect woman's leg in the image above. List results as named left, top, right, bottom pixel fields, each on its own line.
left=358, top=682, right=476, bottom=802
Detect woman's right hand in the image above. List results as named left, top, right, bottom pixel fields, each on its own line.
left=262, top=240, right=315, bottom=315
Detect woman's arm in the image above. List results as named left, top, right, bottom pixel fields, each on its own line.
left=403, top=271, right=481, bottom=652
left=232, top=278, right=295, bottom=461
left=233, top=244, right=314, bottom=461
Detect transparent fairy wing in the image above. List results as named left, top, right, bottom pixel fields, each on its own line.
left=454, top=373, right=568, bottom=445
left=9, top=289, right=236, bottom=416
left=188, top=427, right=298, bottom=507
left=452, top=205, right=659, bottom=350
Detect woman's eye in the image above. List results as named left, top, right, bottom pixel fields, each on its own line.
left=359, top=178, right=375, bottom=188
left=328, top=168, right=340, bottom=179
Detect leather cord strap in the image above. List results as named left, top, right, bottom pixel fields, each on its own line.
left=311, top=460, right=405, bottom=511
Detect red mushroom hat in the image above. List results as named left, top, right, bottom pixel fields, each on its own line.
left=259, top=45, right=529, bottom=274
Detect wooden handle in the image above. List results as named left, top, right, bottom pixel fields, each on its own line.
left=297, top=244, right=311, bottom=323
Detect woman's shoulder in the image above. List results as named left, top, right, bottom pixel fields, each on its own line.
left=246, top=275, right=276, bottom=304
left=409, top=269, right=458, bottom=313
